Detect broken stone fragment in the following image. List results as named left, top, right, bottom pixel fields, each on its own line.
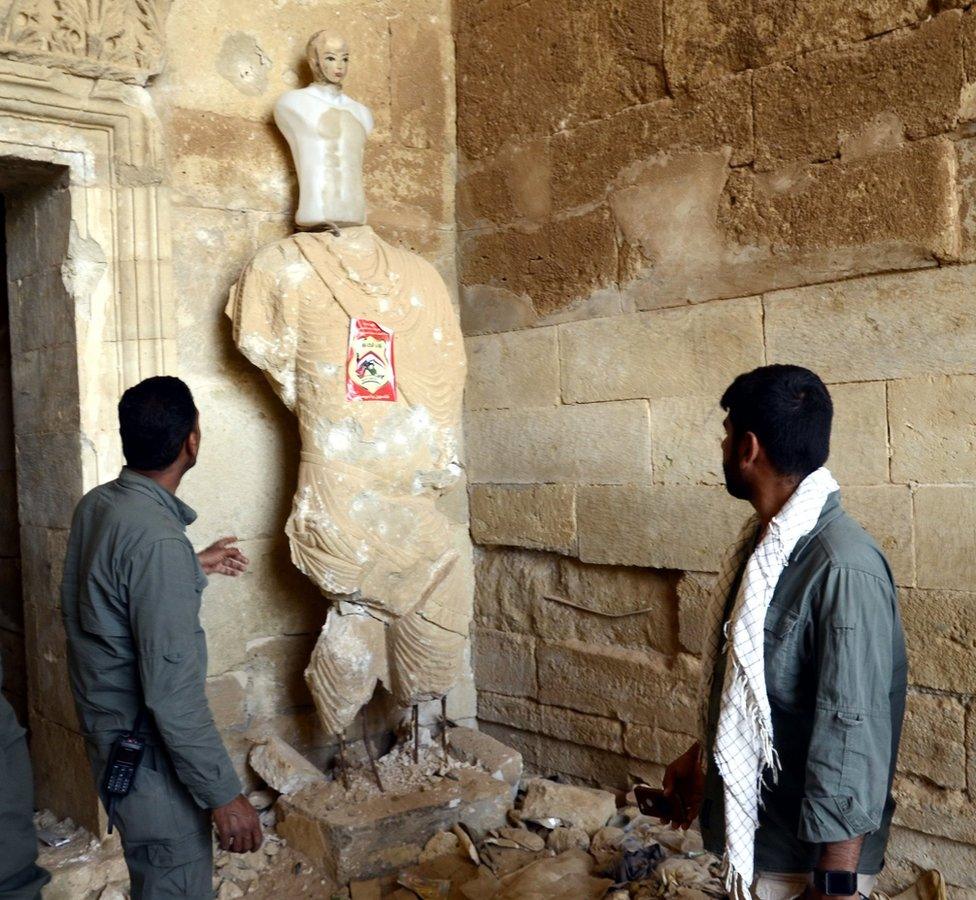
left=248, top=737, right=325, bottom=794
left=446, top=726, right=523, bottom=791
left=248, top=789, right=277, bottom=810
left=494, top=826, right=545, bottom=852
left=546, top=826, right=590, bottom=854
left=420, top=830, right=460, bottom=862
left=519, top=779, right=616, bottom=836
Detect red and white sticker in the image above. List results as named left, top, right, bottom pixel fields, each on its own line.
left=346, top=318, right=397, bottom=402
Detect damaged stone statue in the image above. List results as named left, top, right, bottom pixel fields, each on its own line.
left=226, top=31, right=470, bottom=788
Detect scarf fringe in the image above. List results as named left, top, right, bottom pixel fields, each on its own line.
left=721, top=855, right=753, bottom=900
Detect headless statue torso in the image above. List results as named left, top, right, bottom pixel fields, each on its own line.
left=274, top=86, right=373, bottom=229
left=227, top=32, right=472, bottom=743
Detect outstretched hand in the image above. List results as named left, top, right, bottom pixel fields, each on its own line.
left=198, top=536, right=249, bottom=577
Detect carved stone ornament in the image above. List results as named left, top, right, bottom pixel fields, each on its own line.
left=0, top=0, right=170, bottom=83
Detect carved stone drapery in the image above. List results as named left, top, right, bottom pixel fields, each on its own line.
left=0, top=0, right=169, bottom=83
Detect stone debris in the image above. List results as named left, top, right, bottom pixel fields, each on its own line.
left=248, top=789, right=277, bottom=811
left=546, top=826, right=590, bottom=854
left=520, top=778, right=616, bottom=835
left=420, top=831, right=461, bottom=863
left=249, top=737, right=326, bottom=794
left=339, top=741, right=478, bottom=804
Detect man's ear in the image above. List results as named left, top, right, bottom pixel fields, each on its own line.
left=185, top=427, right=200, bottom=463
left=740, top=431, right=761, bottom=467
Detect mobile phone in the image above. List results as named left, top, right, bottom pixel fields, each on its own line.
left=634, top=784, right=685, bottom=822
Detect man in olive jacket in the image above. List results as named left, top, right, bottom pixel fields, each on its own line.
left=62, top=377, right=261, bottom=899
left=659, top=366, right=907, bottom=900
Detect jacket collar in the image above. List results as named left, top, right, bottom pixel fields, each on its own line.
left=788, top=490, right=843, bottom=563
left=117, top=468, right=197, bottom=528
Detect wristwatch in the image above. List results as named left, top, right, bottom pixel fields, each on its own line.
left=814, top=870, right=858, bottom=896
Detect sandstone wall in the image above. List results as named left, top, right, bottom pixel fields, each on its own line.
left=148, top=0, right=469, bottom=784
left=457, top=1, right=976, bottom=890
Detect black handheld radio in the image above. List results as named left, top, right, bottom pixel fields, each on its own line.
left=102, top=709, right=147, bottom=834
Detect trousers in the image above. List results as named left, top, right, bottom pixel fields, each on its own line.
left=96, top=744, right=214, bottom=899
left=753, top=871, right=878, bottom=899
left=0, top=732, right=50, bottom=900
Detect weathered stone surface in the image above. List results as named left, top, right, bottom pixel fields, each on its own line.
left=473, top=547, right=544, bottom=633
left=753, top=13, right=964, bottom=166
left=276, top=764, right=512, bottom=883
left=843, top=486, right=914, bottom=588
left=482, top=721, right=637, bottom=788
left=460, top=208, right=617, bottom=317
left=559, top=298, right=763, bottom=404
left=890, top=375, right=976, bottom=484
left=472, top=628, right=537, bottom=697
left=577, top=484, right=746, bottom=572
left=457, top=0, right=665, bottom=160
left=721, top=139, right=958, bottom=281
left=469, top=484, right=576, bottom=553
left=914, top=486, right=976, bottom=591
left=956, top=136, right=976, bottom=263
left=550, top=75, right=753, bottom=210
left=31, top=716, right=102, bottom=834
left=536, top=640, right=701, bottom=732
left=899, top=693, right=966, bottom=789
left=649, top=396, right=725, bottom=486
left=765, top=265, right=976, bottom=384
left=446, top=725, right=523, bottom=788
left=457, top=139, right=551, bottom=229
left=249, top=736, right=325, bottom=795
left=829, top=381, right=889, bottom=486
left=464, top=327, right=560, bottom=410
left=199, top=537, right=322, bottom=676
left=520, top=777, right=616, bottom=835
left=465, top=400, right=652, bottom=484
left=884, top=826, right=976, bottom=889
left=623, top=724, right=695, bottom=765
left=677, top=572, right=717, bottom=655
left=14, top=432, right=83, bottom=529
left=537, top=557, right=679, bottom=655
left=900, top=589, right=976, bottom=692
left=169, top=109, right=294, bottom=214
left=664, top=0, right=934, bottom=88
left=478, top=692, right=623, bottom=753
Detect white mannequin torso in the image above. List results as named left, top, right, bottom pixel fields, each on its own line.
left=274, top=85, right=375, bottom=228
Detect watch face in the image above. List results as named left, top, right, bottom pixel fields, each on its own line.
left=823, top=871, right=858, bottom=895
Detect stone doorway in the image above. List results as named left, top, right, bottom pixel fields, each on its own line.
left=0, top=59, right=176, bottom=836
left=0, top=159, right=88, bottom=829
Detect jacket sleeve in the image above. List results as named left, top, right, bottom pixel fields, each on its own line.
left=126, top=538, right=241, bottom=810
left=798, top=566, right=896, bottom=844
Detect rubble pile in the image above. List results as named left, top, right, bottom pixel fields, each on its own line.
left=338, top=778, right=725, bottom=900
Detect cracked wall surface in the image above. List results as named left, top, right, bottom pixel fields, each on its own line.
left=146, top=0, right=467, bottom=787
left=457, top=1, right=976, bottom=890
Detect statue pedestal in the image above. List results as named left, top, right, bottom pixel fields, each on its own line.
left=275, top=727, right=522, bottom=884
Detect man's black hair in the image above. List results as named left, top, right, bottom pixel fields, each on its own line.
left=720, top=365, right=833, bottom=479
left=118, top=376, right=197, bottom=471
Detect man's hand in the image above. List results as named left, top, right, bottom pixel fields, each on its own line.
left=212, top=794, right=263, bottom=853
left=661, top=742, right=705, bottom=830
left=198, top=537, right=249, bottom=577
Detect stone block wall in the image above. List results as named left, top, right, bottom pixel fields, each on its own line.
left=147, top=0, right=468, bottom=784
left=457, top=1, right=976, bottom=889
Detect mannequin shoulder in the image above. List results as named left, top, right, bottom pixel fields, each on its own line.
left=345, top=97, right=374, bottom=134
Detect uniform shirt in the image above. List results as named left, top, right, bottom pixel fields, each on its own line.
left=700, top=492, right=908, bottom=875
left=61, top=468, right=241, bottom=811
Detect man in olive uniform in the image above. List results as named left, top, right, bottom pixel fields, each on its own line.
left=62, top=377, right=262, bottom=899
left=0, top=652, right=50, bottom=899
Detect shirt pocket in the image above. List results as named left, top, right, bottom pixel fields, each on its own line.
left=763, top=603, right=803, bottom=704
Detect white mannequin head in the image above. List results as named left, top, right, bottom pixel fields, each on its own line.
left=307, top=31, right=348, bottom=87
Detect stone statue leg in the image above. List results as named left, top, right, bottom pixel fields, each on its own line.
left=305, top=605, right=388, bottom=738
left=387, top=609, right=466, bottom=708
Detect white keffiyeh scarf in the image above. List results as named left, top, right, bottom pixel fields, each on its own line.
left=698, top=467, right=840, bottom=898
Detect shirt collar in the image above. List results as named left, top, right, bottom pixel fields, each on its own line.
left=117, top=467, right=198, bottom=527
